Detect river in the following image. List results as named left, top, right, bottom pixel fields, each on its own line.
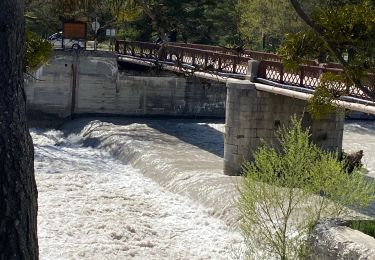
left=32, top=118, right=375, bottom=259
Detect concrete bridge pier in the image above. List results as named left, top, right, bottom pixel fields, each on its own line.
left=224, top=80, right=345, bottom=176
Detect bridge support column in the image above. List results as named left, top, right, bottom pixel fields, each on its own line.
left=224, top=81, right=344, bottom=176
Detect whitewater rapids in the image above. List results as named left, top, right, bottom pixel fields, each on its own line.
left=33, top=128, right=244, bottom=259
left=33, top=118, right=375, bottom=259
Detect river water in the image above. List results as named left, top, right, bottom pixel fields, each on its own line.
left=33, top=118, right=375, bottom=259
left=33, top=128, right=244, bottom=259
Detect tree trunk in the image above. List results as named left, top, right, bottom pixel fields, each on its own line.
left=0, top=1, right=39, bottom=259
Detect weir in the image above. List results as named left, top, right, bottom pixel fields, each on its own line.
left=25, top=50, right=226, bottom=119
left=26, top=50, right=345, bottom=176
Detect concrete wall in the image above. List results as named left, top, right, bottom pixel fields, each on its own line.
left=224, top=81, right=345, bottom=175
left=76, top=72, right=225, bottom=117
left=25, top=50, right=226, bottom=119
left=310, top=222, right=375, bottom=259
left=25, top=52, right=73, bottom=118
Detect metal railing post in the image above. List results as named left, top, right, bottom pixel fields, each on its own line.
left=300, top=67, right=304, bottom=87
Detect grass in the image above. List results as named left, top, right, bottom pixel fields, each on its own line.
left=345, top=220, right=375, bottom=238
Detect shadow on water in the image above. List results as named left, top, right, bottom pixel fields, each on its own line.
left=146, top=120, right=225, bottom=158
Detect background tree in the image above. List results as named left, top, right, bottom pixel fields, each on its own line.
left=279, top=0, right=375, bottom=104
left=237, top=0, right=307, bottom=51
left=25, top=0, right=60, bottom=37
left=109, top=0, right=241, bottom=45
left=0, top=0, right=39, bottom=258
left=25, top=0, right=116, bottom=41
left=24, top=30, right=53, bottom=72
left=108, top=0, right=170, bottom=41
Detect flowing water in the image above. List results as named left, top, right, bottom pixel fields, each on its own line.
left=33, top=118, right=375, bottom=259
left=33, top=128, right=244, bottom=259
left=343, top=120, right=375, bottom=179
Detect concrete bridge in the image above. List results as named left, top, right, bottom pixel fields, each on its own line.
left=25, top=43, right=375, bottom=175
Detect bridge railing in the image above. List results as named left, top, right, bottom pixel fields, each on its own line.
left=169, top=42, right=282, bottom=62
left=165, top=45, right=251, bottom=74
left=258, top=60, right=369, bottom=100
left=116, top=40, right=252, bottom=74
left=115, top=40, right=369, bottom=101
left=115, top=41, right=160, bottom=58
left=168, top=42, right=348, bottom=69
left=116, top=40, right=343, bottom=67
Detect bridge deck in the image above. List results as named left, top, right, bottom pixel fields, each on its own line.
left=115, top=41, right=375, bottom=115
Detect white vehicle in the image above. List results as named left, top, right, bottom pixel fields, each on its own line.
left=48, top=32, right=85, bottom=50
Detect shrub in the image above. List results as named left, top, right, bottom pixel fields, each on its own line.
left=24, top=30, right=52, bottom=72
left=238, top=116, right=375, bottom=259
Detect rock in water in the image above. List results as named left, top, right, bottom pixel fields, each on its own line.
left=343, top=150, right=364, bottom=173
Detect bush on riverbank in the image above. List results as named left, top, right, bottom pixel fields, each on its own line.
left=239, top=116, right=375, bottom=259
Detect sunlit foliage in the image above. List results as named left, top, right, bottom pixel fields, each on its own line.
left=24, top=30, right=52, bottom=72
left=278, top=0, right=375, bottom=115
left=239, top=116, right=375, bottom=259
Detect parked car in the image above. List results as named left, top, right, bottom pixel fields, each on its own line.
left=47, top=32, right=62, bottom=47
left=48, top=32, right=85, bottom=50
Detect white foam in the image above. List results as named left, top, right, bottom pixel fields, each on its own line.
left=33, top=118, right=375, bottom=259
left=33, top=129, right=244, bottom=259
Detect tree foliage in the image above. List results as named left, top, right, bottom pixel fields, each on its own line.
left=237, top=0, right=306, bottom=51
left=24, top=30, right=52, bottom=72
left=25, top=0, right=60, bottom=37
left=280, top=0, right=375, bottom=103
left=307, top=72, right=348, bottom=119
left=24, top=1, right=54, bottom=72
left=239, top=116, right=375, bottom=259
left=108, top=0, right=241, bottom=45
left=25, top=0, right=116, bottom=40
